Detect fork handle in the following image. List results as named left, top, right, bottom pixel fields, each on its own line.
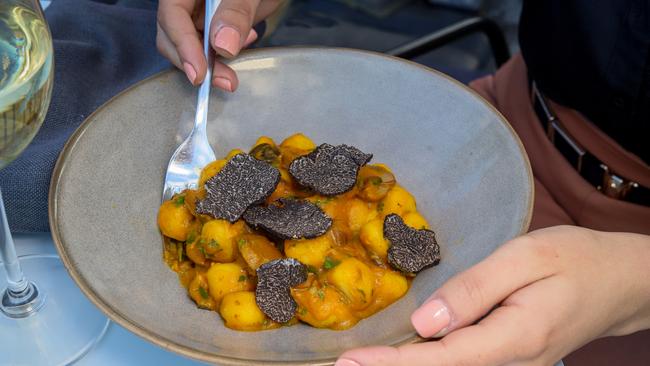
left=194, top=0, right=220, bottom=134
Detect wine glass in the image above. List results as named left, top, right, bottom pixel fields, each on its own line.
left=0, top=1, right=109, bottom=364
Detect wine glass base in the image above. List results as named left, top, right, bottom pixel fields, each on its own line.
left=1, top=281, right=45, bottom=318
left=0, top=254, right=110, bottom=366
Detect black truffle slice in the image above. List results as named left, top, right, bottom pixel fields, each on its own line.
left=196, top=153, right=280, bottom=222
left=289, top=143, right=372, bottom=196
left=243, top=198, right=332, bottom=240
left=255, top=258, right=307, bottom=323
left=384, top=214, right=440, bottom=273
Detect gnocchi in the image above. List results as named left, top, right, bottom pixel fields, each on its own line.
left=158, top=134, right=427, bottom=331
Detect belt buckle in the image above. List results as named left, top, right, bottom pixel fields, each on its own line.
left=599, top=164, right=639, bottom=200
left=532, top=81, right=645, bottom=203
left=532, top=82, right=587, bottom=172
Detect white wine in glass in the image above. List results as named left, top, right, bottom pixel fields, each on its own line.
left=0, top=2, right=52, bottom=168
left=0, top=1, right=109, bottom=364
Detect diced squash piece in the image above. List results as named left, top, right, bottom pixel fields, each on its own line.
left=226, top=148, right=245, bottom=159
left=292, top=285, right=356, bottom=329
left=375, top=270, right=409, bottom=303
left=280, top=133, right=316, bottom=151
left=199, top=159, right=227, bottom=187
left=185, top=241, right=207, bottom=266
left=327, top=258, right=374, bottom=308
left=199, top=219, right=239, bottom=263
left=403, top=211, right=429, bottom=230
left=188, top=272, right=217, bottom=310
left=182, top=189, right=204, bottom=216
left=237, top=234, right=282, bottom=271
left=359, top=218, right=389, bottom=260
left=380, top=185, right=416, bottom=216
left=158, top=198, right=195, bottom=241
left=206, top=263, right=253, bottom=302
left=219, top=291, right=270, bottom=331
left=200, top=220, right=238, bottom=263
left=346, top=199, right=376, bottom=232
left=285, top=235, right=333, bottom=269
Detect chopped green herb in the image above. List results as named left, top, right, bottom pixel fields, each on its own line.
left=316, top=288, right=325, bottom=301
left=299, top=307, right=308, bottom=316
left=173, top=195, right=185, bottom=207
left=208, top=239, right=221, bottom=250
left=238, top=275, right=247, bottom=282
left=177, top=243, right=184, bottom=262
left=323, top=256, right=340, bottom=270
left=377, top=202, right=385, bottom=212
left=186, top=231, right=196, bottom=244
left=314, top=197, right=334, bottom=207
left=237, top=238, right=247, bottom=249
left=370, top=176, right=383, bottom=186
left=306, top=265, right=319, bottom=274
left=198, top=245, right=207, bottom=257
left=198, top=287, right=209, bottom=300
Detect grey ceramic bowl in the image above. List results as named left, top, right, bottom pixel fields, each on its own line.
left=49, top=48, right=532, bottom=365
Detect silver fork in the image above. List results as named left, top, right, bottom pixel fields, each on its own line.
left=162, top=0, right=220, bottom=202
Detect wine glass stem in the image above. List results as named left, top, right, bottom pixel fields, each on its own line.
left=0, top=188, right=28, bottom=294
left=0, top=187, right=43, bottom=318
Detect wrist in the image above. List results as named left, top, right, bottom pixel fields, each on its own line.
left=605, top=232, right=650, bottom=336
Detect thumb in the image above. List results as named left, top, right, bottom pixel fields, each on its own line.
left=210, top=0, right=261, bottom=58
left=410, top=235, right=554, bottom=338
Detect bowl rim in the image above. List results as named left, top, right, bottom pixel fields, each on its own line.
left=49, top=46, right=534, bottom=365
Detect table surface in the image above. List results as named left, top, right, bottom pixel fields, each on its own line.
left=13, top=233, right=206, bottom=366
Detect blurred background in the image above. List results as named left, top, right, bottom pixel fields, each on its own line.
left=257, top=0, right=522, bottom=84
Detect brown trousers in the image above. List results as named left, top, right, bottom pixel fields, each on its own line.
left=469, top=54, right=650, bottom=366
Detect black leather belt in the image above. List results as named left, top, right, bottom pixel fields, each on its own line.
left=531, top=81, right=650, bottom=206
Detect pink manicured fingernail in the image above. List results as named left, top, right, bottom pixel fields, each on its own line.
left=335, top=358, right=361, bottom=366
left=214, top=26, right=241, bottom=57
left=182, top=62, right=196, bottom=84
left=213, top=77, right=232, bottom=92
left=411, top=299, right=451, bottom=338
left=243, top=29, right=258, bottom=47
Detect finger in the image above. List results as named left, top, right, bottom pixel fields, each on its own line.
left=337, top=305, right=532, bottom=366
left=158, top=0, right=207, bottom=84
left=209, top=29, right=255, bottom=92
left=254, top=0, right=285, bottom=24
left=210, top=0, right=261, bottom=58
left=243, top=28, right=259, bottom=48
left=211, top=61, right=238, bottom=92
left=156, top=24, right=182, bottom=69
left=411, top=234, right=559, bottom=338
left=192, top=1, right=205, bottom=30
